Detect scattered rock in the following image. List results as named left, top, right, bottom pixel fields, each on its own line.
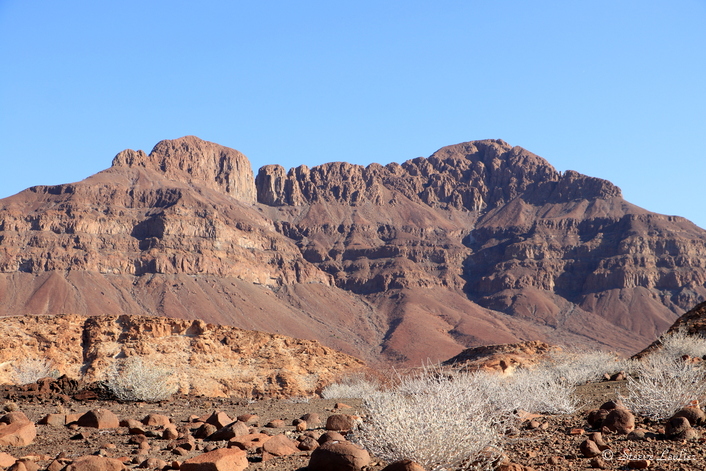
left=381, top=460, right=426, bottom=471
left=579, top=439, right=601, bottom=458
left=77, top=410, right=120, bottom=429
left=228, top=433, right=271, bottom=452
left=325, top=414, right=357, bottom=431
left=301, top=413, right=321, bottom=427
left=65, top=455, right=125, bottom=471
left=0, top=411, right=37, bottom=446
left=142, top=414, right=171, bottom=427
left=203, top=412, right=232, bottom=429
left=318, top=431, right=346, bottom=444
left=671, top=406, right=706, bottom=426
left=308, top=441, right=371, bottom=471
left=180, top=448, right=247, bottom=471
left=603, top=409, right=635, bottom=434
left=207, top=421, right=249, bottom=441
left=261, top=434, right=299, bottom=459
left=265, top=419, right=285, bottom=429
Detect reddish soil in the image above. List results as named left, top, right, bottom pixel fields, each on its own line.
left=2, top=380, right=706, bottom=470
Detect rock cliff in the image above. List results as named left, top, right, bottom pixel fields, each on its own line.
left=1, top=136, right=705, bottom=366
left=0, top=314, right=365, bottom=397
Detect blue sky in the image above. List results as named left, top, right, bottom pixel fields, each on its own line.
left=1, top=1, right=705, bottom=228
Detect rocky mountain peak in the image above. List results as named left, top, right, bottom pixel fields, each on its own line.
left=112, top=136, right=256, bottom=203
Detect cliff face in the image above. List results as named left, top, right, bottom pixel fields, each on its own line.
left=1, top=136, right=705, bottom=366
left=0, top=314, right=365, bottom=397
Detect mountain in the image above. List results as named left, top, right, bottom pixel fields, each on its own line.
left=1, top=136, right=705, bottom=366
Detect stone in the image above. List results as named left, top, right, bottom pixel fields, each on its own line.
left=665, top=416, right=691, bottom=438
left=142, top=414, right=171, bottom=427
left=180, top=448, right=247, bottom=471
left=588, top=432, right=608, bottom=450
left=194, top=423, right=218, bottom=439
left=139, top=458, right=168, bottom=469
left=589, top=457, right=608, bottom=469
left=308, top=441, right=371, bottom=471
left=579, top=439, right=601, bottom=458
left=599, top=399, right=626, bottom=411
left=671, top=406, right=706, bottom=426
left=0, top=452, right=17, bottom=468
left=0, top=412, right=37, bottom=446
left=265, top=419, right=285, bottom=429
left=77, top=410, right=120, bottom=429
left=228, top=433, right=271, bottom=452
left=627, top=428, right=647, bottom=440
left=603, top=409, right=635, bottom=434
left=163, top=426, right=179, bottom=440
left=381, top=460, right=426, bottom=471
left=261, top=434, right=299, bottom=457
left=39, top=414, right=67, bottom=427
left=627, top=460, right=650, bottom=469
left=208, top=421, right=249, bottom=441
left=586, top=409, right=609, bottom=428
left=204, top=412, right=232, bottom=429
left=301, top=413, right=321, bottom=427
left=325, top=414, right=357, bottom=431
left=65, top=456, right=125, bottom=471
left=318, top=431, right=346, bottom=444
left=235, top=414, right=258, bottom=425
left=298, top=436, right=319, bottom=451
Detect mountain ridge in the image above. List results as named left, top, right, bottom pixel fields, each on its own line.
left=1, top=136, right=704, bottom=366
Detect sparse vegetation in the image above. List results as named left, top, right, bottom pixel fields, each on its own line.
left=106, top=357, right=178, bottom=402
left=540, top=349, right=623, bottom=386
left=320, top=373, right=382, bottom=399
left=622, top=348, right=706, bottom=420
left=11, top=357, right=58, bottom=385
left=354, top=370, right=502, bottom=471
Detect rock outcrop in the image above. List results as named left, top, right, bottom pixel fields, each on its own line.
left=1, top=136, right=706, bottom=366
left=0, top=314, right=366, bottom=397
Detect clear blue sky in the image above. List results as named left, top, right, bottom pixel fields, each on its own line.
left=1, top=1, right=705, bottom=228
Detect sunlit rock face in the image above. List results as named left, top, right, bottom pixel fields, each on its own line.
left=1, top=136, right=705, bottom=366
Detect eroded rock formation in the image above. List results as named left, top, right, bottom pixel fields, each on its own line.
left=0, top=314, right=365, bottom=397
left=1, top=136, right=705, bottom=366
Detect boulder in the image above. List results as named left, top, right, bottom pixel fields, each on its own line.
left=671, top=406, right=706, bottom=426
left=204, top=412, right=232, bottom=429
left=228, top=433, right=271, bottom=452
left=77, top=410, right=120, bottom=429
left=0, top=412, right=37, bottom=446
left=308, top=441, right=370, bottom=471
left=180, top=448, right=247, bottom=471
left=603, top=409, right=635, bottom=434
left=325, top=414, right=357, bottom=431
left=261, top=434, right=299, bottom=457
left=65, top=456, right=125, bottom=471
left=142, top=414, right=171, bottom=427
left=381, top=460, right=426, bottom=471
left=208, top=421, right=249, bottom=441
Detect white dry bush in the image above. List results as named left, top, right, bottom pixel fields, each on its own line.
left=539, top=349, right=622, bottom=387
left=621, top=351, right=706, bottom=420
left=354, top=371, right=502, bottom=471
left=652, top=328, right=706, bottom=360
left=106, top=357, right=178, bottom=402
left=321, top=373, right=383, bottom=399
left=485, top=367, right=580, bottom=415
left=12, top=357, right=58, bottom=385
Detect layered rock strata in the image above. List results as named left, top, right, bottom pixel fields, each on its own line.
left=1, top=136, right=705, bottom=365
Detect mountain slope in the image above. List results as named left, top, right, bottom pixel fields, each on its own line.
left=1, top=136, right=704, bottom=365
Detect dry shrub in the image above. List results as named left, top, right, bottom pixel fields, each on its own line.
left=320, top=372, right=383, bottom=399
left=106, top=357, right=178, bottom=402
left=11, top=357, right=58, bottom=385
left=354, top=369, right=502, bottom=471
left=622, top=351, right=706, bottom=420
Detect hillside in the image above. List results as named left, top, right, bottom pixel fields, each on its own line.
left=1, top=136, right=705, bottom=365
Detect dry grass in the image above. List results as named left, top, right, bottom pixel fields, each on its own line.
left=106, top=357, right=178, bottom=402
